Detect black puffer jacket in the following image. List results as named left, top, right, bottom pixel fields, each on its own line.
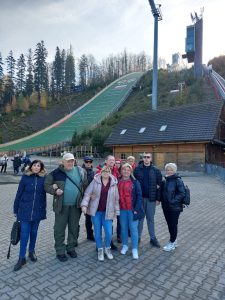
left=133, top=162, right=162, bottom=202
left=161, top=174, right=185, bottom=212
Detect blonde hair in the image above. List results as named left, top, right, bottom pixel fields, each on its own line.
left=121, top=163, right=133, bottom=172
left=127, top=156, right=135, bottom=161
left=101, top=166, right=111, bottom=174
left=165, top=163, right=177, bottom=173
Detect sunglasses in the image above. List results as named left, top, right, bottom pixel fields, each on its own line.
left=143, top=156, right=151, bottom=159
left=85, top=161, right=92, bottom=163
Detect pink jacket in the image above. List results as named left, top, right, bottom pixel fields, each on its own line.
left=81, top=173, right=120, bottom=220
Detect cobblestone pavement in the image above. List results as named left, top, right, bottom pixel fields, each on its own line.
left=0, top=174, right=225, bottom=300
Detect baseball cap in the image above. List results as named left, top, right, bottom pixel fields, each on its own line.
left=62, top=153, right=75, bottom=160
left=83, top=155, right=93, bottom=162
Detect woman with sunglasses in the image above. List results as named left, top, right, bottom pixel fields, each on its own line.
left=81, top=166, right=119, bottom=261
left=13, top=160, right=47, bottom=271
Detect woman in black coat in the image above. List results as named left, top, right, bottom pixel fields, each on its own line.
left=161, top=163, right=185, bottom=252
left=13, top=160, right=46, bottom=271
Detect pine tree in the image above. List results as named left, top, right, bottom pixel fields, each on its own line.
left=53, top=46, right=63, bottom=99
left=34, top=40, right=48, bottom=100
left=0, top=52, right=4, bottom=107
left=16, top=54, right=26, bottom=95
left=65, top=47, right=75, bottom=94
left=5, top=50, right=16, bottom=104
left=79, top=54, right=88, bottom=89
left=25, top=48, right=34, bottom=97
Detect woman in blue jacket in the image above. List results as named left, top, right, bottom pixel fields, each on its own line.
left=13, top=160, right=46, bottom=271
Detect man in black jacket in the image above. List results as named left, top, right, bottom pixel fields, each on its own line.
left=134, top=152, right=162, bottom=248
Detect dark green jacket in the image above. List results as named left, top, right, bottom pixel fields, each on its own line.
left=44, top=164, right=88, bottom=214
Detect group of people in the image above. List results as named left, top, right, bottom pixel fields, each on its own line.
left=12, top=152, right=186, bottom=271
left=0, top=153, right=31, bottom=174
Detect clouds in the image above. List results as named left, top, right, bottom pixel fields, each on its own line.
left=0, top=0, right=224, bottom=65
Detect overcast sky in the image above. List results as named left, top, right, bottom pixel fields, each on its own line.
left=0, top=0, right=224, bottom=65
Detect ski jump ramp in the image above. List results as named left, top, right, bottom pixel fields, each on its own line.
left=0, top=72, right=143, bottom=152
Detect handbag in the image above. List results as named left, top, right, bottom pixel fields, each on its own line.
left=7, top=221, right=21, bottom=259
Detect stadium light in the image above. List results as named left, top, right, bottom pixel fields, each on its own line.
left=148, top=0, right=162, bottom=110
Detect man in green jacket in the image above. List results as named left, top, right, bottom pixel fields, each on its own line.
left=45, top=153, right=87, bottom=262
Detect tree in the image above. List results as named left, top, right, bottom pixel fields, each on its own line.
left=79, top=54, right=88, bottom=89
left=34, top=40, right=48, bottom=100
left=25, top=48, right=34, bottom=97
left=5, top=50, right=16, bottom=104
left=65, top=47, right=75, bottom=94
left=53, top=46, right=63, bottom=99
left=16, top=54, right=26, bottom=95
left=0, top=52, right=4, bottom=107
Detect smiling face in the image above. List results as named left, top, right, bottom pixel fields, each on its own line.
left=166, top=166, right=175, bottom=176
left=105, top=156, right=115, bottom=168
left=31, top=162, right=41, bottom=174
left=63, top=159, right=75, bottom=171
left=121, top=166, right=132, bottom=179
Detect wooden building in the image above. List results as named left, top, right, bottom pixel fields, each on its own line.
left=105, top=101, right=225, bottom=171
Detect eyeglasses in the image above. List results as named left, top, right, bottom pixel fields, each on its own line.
left=85, top=161, right=92, bottom=164
left=143, top=156, right=151, bottom=159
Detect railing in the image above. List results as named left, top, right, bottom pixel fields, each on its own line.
left=209, top=70, right=225, bottom=100
left=205, top=163, right=225, bottom=182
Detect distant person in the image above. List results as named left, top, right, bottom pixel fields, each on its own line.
left=0, top=154, right=8, bottom=173
left=126, top=156, right=136, bottom=170
left=134, top=152, right=162, bottom=248
left=81, top=166, right=120, bottom=261
left=44, top=153, right=87, bottom=262
left=12, top=154, right=22, bottom=175
left=82, top=156, right=95, bottom=241
left=161, top=163, right=185, bottom=252
left=21, top=155, right=31, bottom=172
left=118, top=163, right=143, bottom=259
left=13, top=160, right=47, bottom=271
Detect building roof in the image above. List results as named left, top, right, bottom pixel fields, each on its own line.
left=105, top=101, right=224, bottom=146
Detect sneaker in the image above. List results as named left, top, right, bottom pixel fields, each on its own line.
left=104, top=247, right=113, bottom=260
left=98, top=248, right=104, bottom=261
left=163, top=242, right=176, bottom=252
left=174, top=240, right=178, bottom=248
left=14, top=258, right=26, bottom=271
left=110, top=241, right=118, bottom=251
left=150, top=238, right=161, bottom=248
left=132, top=249, right=139, bottom=259
left=29, top=252, right=37, bottom=262
left=56, top=254, right=68, bottom=262
left=120, top=245, right=128, bottom=255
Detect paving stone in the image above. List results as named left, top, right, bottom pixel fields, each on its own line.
left=0, top=174, right=225, bottom=299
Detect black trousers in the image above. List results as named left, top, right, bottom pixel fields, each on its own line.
left=1, top=164, right=7, bottom=173
left=163, top=209, right=180, bottom=243
left=85, top=214, right=94, bottom=238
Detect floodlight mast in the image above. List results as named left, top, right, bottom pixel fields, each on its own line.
left=148, top=0, right=162, bottom=111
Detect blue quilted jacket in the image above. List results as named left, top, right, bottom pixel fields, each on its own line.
left=13, top=169, right=47, bottom=222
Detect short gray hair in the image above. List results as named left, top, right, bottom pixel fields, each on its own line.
left=165, top=163, right=177, bottom=173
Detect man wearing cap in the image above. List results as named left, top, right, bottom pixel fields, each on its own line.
left=82, top=156, right=95, bottom=241
left=45, top=153, right=87, bottom=262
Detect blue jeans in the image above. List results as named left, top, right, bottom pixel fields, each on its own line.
left=120, top=210, right=138, bottom=250
left=19, top=221, right=40, bottom=258
left=91, top=212, right=112, bottom=249
left=138, top=199, right=156, bottom=240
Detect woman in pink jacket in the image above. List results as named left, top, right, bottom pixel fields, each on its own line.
left=81, top=166, right=119, bottom=261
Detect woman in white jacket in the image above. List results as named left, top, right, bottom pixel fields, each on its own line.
left=81, top=166, right=119, bottom=261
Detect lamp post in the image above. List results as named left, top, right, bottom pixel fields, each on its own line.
left=148, top=0, right=162, bottom=111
